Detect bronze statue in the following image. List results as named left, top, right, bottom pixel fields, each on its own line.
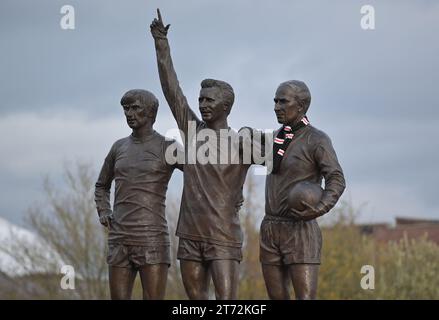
left=150, top=9, right=254, bottom=300
left=260, top=80, right=346, bottom=299
left=94, top=89, right=181, bottom=299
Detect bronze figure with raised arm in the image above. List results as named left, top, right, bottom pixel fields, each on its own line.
left=150, top=9, right=253, bottom=300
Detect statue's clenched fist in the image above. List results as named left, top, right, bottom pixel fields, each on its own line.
left=99, top=212, right=114, bottom=228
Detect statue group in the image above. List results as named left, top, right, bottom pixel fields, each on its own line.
left=95, top=9, right=345, bottom=300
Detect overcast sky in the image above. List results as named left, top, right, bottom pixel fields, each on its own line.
left=1, top=0, right=438, bottom=226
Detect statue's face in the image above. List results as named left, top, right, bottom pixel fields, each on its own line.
left=274, top=85, right=302, bottom=125
left=122, top=99, right=148, bottom=129
left=198, top=87, right=226, bottom=123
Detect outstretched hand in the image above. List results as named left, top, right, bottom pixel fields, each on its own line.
left=150, top=8, right=170, bottom=39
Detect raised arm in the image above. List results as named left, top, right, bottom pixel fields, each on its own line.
left=150, top=9, right=200, bottom=135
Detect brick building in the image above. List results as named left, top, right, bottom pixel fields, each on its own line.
left=358, top=217, right=439, bottom=244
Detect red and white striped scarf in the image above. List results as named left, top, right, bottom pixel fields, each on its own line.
left=272, top=116, right=310, bottom=174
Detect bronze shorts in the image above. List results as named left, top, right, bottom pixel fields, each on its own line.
left=107, top=243, right=171, bottom=268
left=177, top=238, right=242, bottom=262
left=259, top=216, right=322, bottom=265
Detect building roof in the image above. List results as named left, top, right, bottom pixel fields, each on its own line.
left=358, top=216, right=439, bottom=244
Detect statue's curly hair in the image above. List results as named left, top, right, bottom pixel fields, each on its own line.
left=120, top=89, right=159, bottom=121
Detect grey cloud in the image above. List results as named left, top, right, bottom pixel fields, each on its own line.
left=0, top=0, right=438, bottom=224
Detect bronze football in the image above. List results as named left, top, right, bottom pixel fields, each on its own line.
left=287, top=181, right=323, bottom=212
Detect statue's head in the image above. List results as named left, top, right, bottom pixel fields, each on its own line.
left=198, top=79, right=235, bottom=123
left=120, top=89, right=159, bottom=129
left=274, top=80, right=311, bottom=126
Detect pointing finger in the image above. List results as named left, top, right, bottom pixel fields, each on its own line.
left=157, top=8, right=163, bottom=22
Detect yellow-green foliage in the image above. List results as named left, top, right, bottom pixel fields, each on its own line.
left=317, top=202, right=439, bottom=300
